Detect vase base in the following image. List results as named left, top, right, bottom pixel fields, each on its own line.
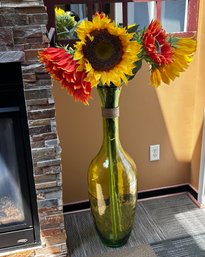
left=97, top=230, right=131, bottom=248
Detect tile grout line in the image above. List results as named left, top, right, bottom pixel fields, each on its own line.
left=139, top=202, right=167, bottom=241
left=73, top=215, right=88, bottom=257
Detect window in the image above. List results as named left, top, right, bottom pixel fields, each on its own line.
left=127, top=1, right=156, bottom=29
left=126, top=0, right=198, bottom=34
left=43, top=0, right=198, bottom=44
left=161, top=0, right=188, bottom=32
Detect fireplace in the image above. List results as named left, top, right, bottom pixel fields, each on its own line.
left=0, top=1, right=68, bottom=256
left=0, top=59, right=40, bottom=251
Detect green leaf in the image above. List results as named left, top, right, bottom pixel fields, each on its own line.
left=128, top=60, right=142, bottom=81
left=127, top=24, right=140, bottom=33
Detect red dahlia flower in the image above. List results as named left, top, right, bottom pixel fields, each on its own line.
left=143, top=19, right=173, bottom=66
left=39, top=47, right=92, bottom=105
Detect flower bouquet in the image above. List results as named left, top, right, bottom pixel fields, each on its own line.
left=39, top=12, right=196, bottom=247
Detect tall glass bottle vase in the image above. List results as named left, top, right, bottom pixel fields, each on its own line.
left=88, top=85, right=138, bottom=247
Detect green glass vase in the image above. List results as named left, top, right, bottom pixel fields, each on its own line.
left=88, top=85, right=138, bottom=247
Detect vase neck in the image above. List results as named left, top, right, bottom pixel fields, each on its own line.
left=97, top=85, right=121, bottom=109
left=97, top=85, right=121, bottom=147
left=102, top=117, right=120, bottom=146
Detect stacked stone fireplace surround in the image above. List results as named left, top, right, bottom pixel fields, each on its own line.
left=0, top=0, right=68, bottom=256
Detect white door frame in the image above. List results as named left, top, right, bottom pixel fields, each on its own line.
left=198, top=109, right=205, bottom=205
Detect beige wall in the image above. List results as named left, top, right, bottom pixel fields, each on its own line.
left=53, top=3, right=203, bottom=204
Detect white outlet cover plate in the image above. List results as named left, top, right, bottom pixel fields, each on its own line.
left=150, top=144, right=160, bottom=161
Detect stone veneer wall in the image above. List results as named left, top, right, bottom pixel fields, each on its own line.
left=0, top=0, right=68, bottom=256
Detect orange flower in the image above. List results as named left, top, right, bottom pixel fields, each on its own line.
left=143, top=20, right=173, bottom=66
left=150, top=37, right=196, bottom=87
left=39, top=47, right=92, bottom=105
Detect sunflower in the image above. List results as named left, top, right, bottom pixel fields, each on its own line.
left=39, top=47, right=92, bottom=105
left=74, top=13, right=141, bottom=87
left=150, top=37, right=197, bottom=87
left=55, top=7, right=77, bottom=40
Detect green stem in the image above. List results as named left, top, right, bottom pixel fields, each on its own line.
left=98, top=85, right=122, bottom=241
left=107, top=118, right=122, bottom=240
left=107, top=130, right=118, bottom=239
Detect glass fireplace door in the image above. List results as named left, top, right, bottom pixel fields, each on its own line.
left=0, top=110, right=33, bottom=236
left=0, top=117, right=25, bottom=227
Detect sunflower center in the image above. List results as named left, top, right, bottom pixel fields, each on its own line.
left=83, top=29, right=123, bottom=71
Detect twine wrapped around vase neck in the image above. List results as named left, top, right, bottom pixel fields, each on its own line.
left=102, top=107, right=120, bottom=119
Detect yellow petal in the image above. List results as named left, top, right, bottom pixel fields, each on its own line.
left=159, top=67, right=170, bottom=85
left=151, top=69, right=161, bottom=87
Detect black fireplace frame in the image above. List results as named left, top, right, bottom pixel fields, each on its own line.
left=0, top=61, right=40, bottom=251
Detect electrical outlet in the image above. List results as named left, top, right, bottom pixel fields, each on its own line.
left=150, top=144, right=160, bottom=161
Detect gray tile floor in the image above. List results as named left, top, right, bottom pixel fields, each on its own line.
left=64, top=193, right=205, bottom=257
